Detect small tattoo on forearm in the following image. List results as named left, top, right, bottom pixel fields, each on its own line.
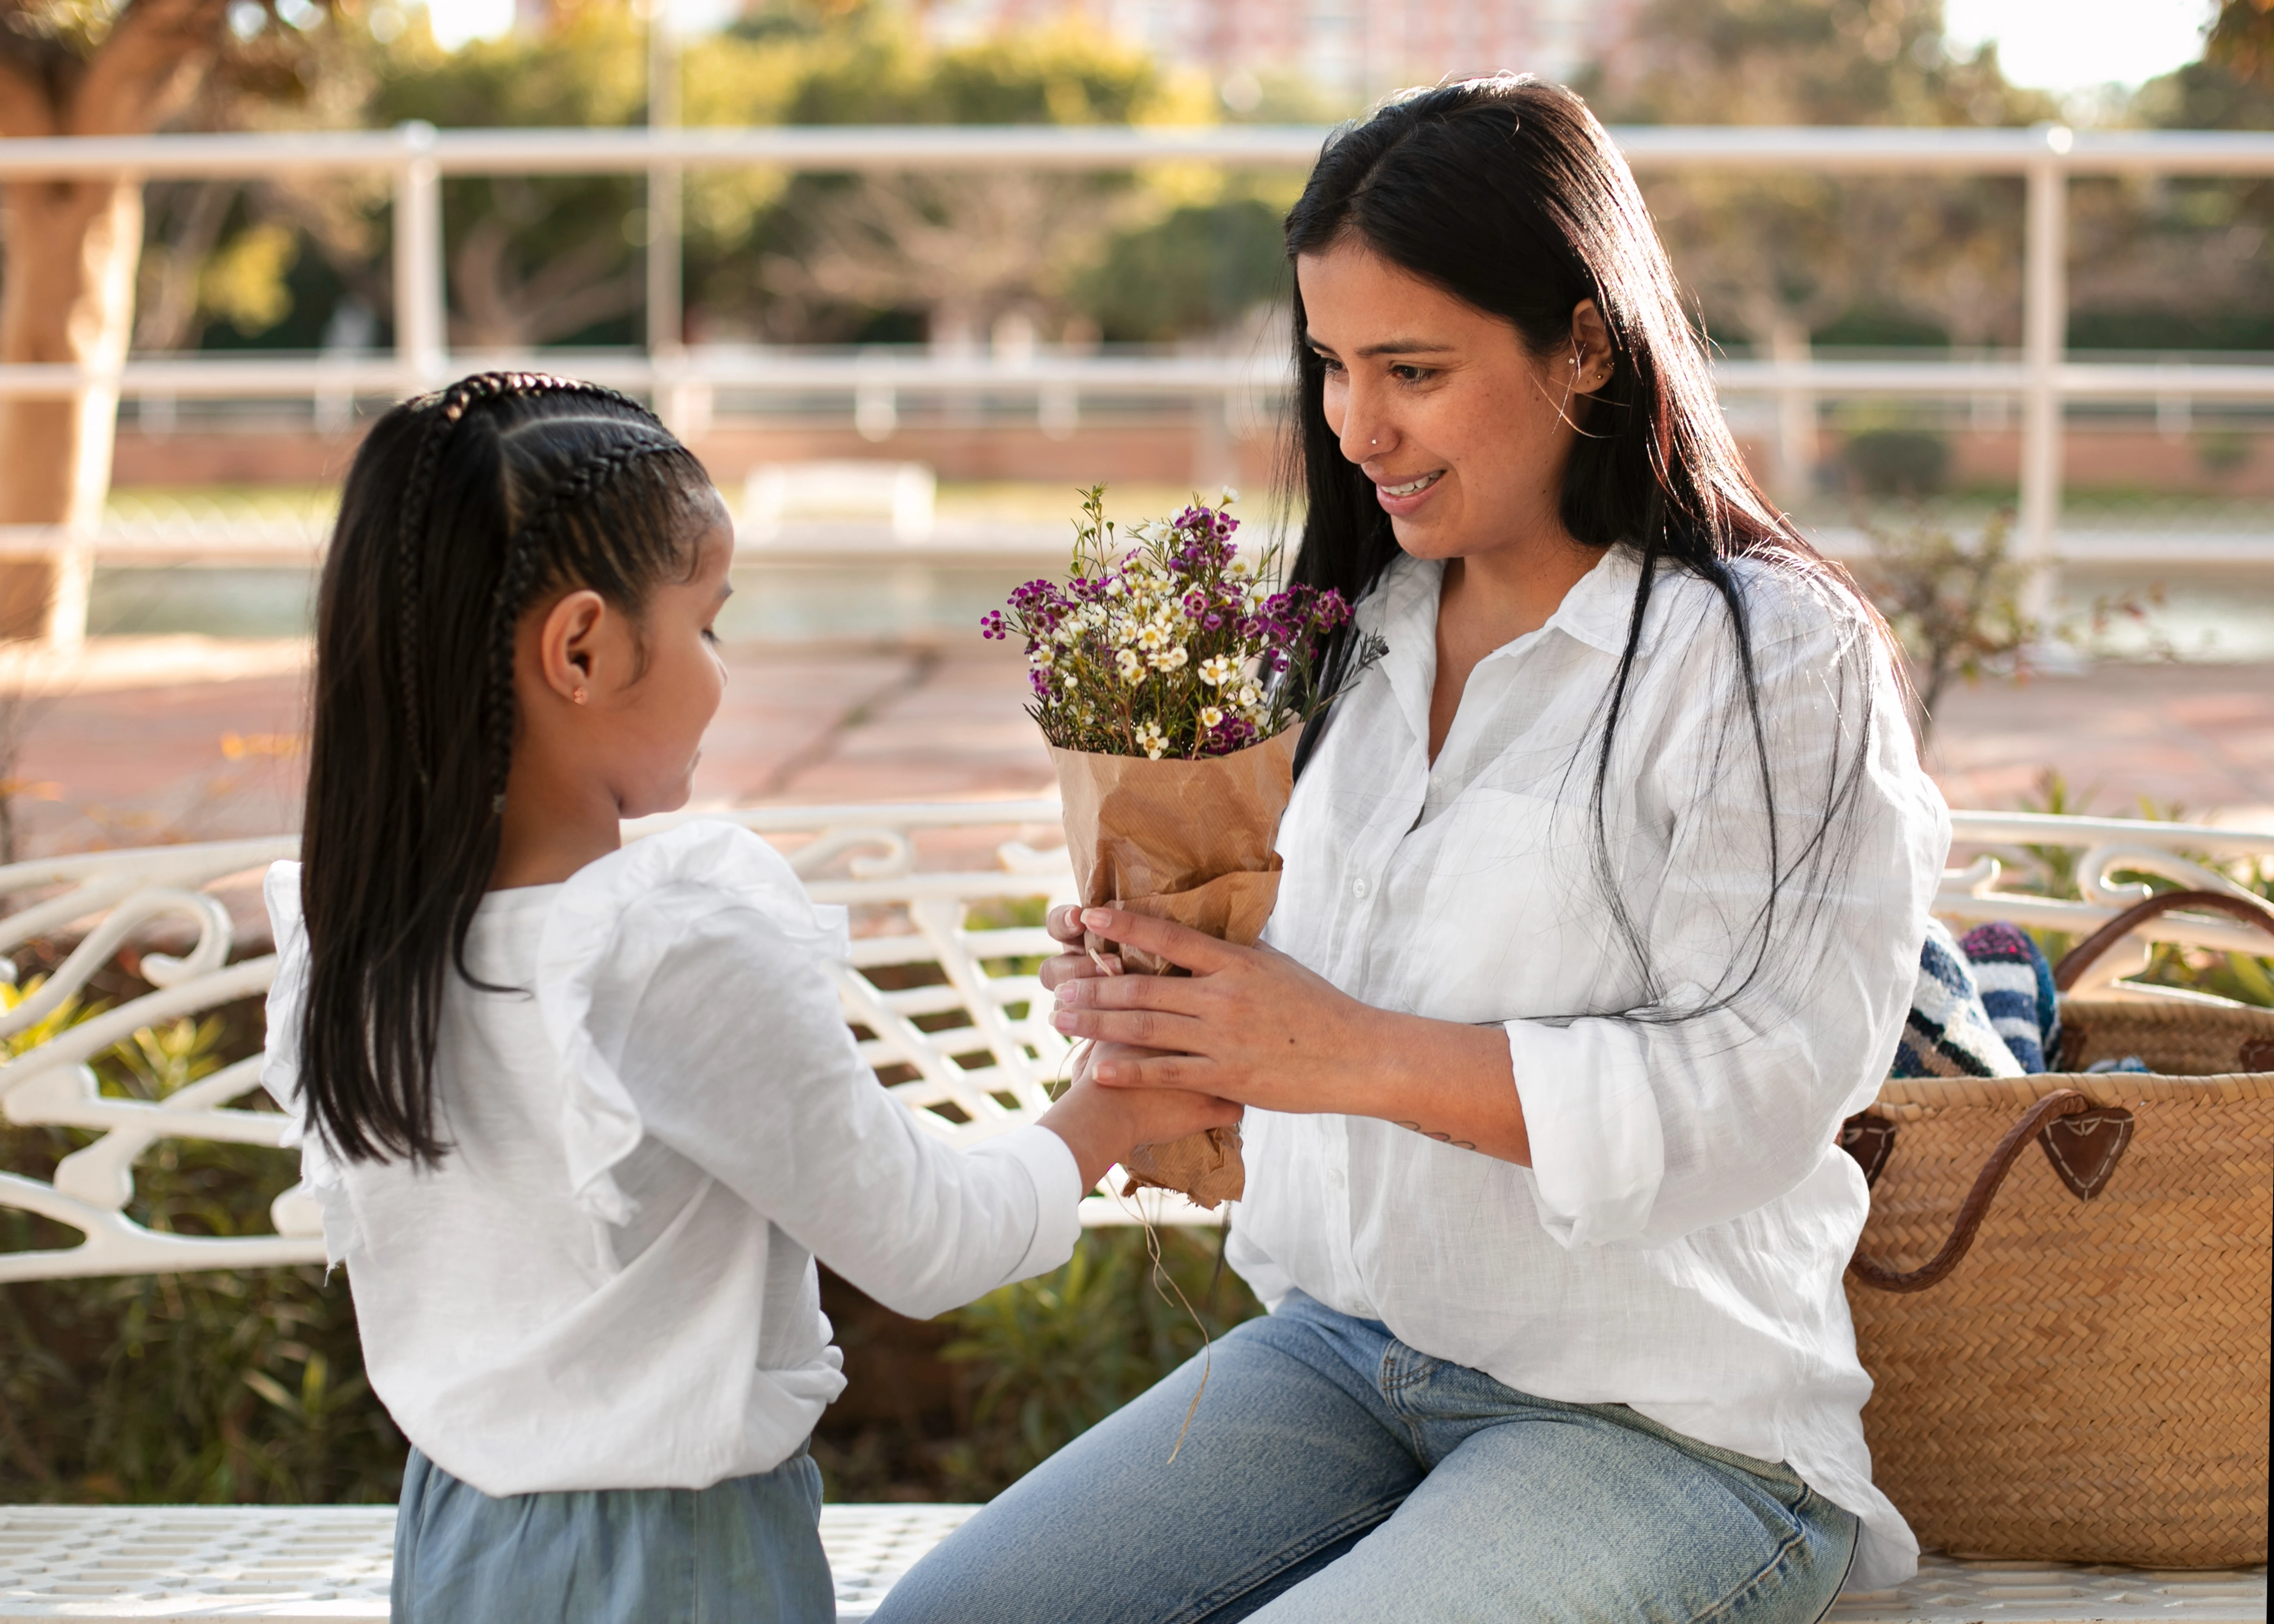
left=1393, top=1120, right=1478, bottom=1151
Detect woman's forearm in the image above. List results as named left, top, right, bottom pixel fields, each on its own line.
left=1338, top=1010, right=1531, bottom=1165
left=1049, top=905, right=1530, bottom=1166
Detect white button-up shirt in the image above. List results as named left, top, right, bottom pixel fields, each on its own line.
left=1228, top=546, right=1946, bottom=1591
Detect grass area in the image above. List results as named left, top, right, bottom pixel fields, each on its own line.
left=107, top=487, right=337, bottom=524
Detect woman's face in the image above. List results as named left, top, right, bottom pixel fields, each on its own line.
left=1296, top=239, right=1609, bottom=563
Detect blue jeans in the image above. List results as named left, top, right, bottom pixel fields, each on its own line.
left=392, top=1441, right=831, bottom=1623
left=873, top=1291, right=1857, bottom=1624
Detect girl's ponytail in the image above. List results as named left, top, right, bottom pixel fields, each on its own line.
left=298, top=374, right=712, bottom=1165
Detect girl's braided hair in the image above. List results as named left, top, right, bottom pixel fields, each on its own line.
left=300, top=372, right=714, bottom=1165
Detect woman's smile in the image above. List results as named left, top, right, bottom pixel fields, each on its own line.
left=1374, top=468, right=1446, bottom=509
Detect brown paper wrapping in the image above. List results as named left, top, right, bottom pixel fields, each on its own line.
left=1048, top=727, right=1300, bottom=1210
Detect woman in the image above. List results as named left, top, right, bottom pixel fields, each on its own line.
left=875, top=77, right=1942, bottom=1624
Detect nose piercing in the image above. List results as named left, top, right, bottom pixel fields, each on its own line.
left=1370, top=437, right=1378, bottom=447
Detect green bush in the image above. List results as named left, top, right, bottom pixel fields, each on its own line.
left=2010, top=772, right=2274, bottom=1008
left=1842, top=428, right=1951, bottom=496
left=1072, top=198, right=1290, bottom=343
left=0, top=971, right=400, bottom=1505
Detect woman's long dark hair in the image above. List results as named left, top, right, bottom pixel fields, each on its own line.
left=298, top=373, right=713, bottom=1165
left=1285, top=77, right=1885, bottom=1016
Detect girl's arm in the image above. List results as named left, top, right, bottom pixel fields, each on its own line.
left=613, top=900, right=1234, bottom=1320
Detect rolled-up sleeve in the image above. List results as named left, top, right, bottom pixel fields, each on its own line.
left=1509, top=586, right=1948, bottom=1250
left=616, top=904, right=1084, bottom=1319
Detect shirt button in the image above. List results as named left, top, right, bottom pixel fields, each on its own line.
left=1352, top=877, right=1370, bottom=899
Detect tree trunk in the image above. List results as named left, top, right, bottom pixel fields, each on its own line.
left=0, top=0, right=231, bottom=644
left=0, top=177, right=141, bottom=642
left=1766, top=314, right=1818, bottom=511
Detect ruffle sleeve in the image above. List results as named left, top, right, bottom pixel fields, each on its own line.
left=261, top=861, right=361, bottom=1264
left=535, top=819, right=851, bottom=1227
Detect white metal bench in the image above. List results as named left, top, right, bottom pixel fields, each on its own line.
left=1, top=802, right=2266, bottom=1620
left=0, top=1504, right=2259, bottom=1622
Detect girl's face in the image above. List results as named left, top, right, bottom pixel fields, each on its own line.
left=598, top=511, right=735, bottom=818
left=514, top=492, right=735, bottom=824
left=1295, top=239, right=1610, bottom=563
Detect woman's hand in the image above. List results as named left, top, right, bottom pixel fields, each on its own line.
left=1049, top=906, right=1533, bottom=1165
left=1039, top=902, right=1116, bottom=991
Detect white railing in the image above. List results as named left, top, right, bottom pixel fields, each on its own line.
left=1, top=803, right=2268, bottom=1283
left=2, top=122, right=2273, bottom=579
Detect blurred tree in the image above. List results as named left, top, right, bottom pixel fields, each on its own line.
left=2067, top=2, right=2272, bottom=356
left=1594, top=0, right=2054, bottom=500
left=2206, top=0, right=2274, bottom=90
left=370, top=4, right=653, bottom=347
left=752, top=18, right=1175, bottom=347
left=1070, top=193, right=1287, bottom=343
left=0, top=0, right=330, bottom=638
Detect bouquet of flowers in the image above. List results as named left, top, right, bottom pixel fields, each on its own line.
left=984, top=488, right=1382, bottom=1207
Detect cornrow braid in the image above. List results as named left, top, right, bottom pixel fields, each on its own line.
left=479, top=433, right=686, bottom=812
left=395, top=371, right=656, bottom=785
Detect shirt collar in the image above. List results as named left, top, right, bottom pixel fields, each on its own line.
left=1359, top=543, right=1664, bottom=670
left=1539, top=544, right=1663, bottom=660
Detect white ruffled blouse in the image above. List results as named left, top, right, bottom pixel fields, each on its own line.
left=262, top=820, right=1082, bottom=1497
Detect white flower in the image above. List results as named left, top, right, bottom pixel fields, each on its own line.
left=1227, top=556, right=1253, bottom=579
left=1083, top=604, right=1107, bottom=627
left=1149, top=645, right=1189, bottom=672
left=1237, top=681, right=1261, bottom=707
left=1117, top=648, right=1142, bottom=682
left=1030, top=643, right=1054, bottom=667
left=1136, top=623, right=1169, bottom=653
left=1199, top=706, right=1224, bottom=729
left=1199, top=655, right=1238, bottom=687
left=1134, top=721, right=1166, bottom=760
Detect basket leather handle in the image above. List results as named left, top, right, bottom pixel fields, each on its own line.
left=2053, top=888, right=2274, bottom=993
left=1849, top=1090, right=2100, bottom=1294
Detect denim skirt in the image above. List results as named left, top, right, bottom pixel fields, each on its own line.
left=392, top=1442, right=833, bottom=1624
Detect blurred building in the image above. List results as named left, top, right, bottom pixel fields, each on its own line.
left=916, top=0, right=1639, bottom=98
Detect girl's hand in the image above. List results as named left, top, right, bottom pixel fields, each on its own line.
left=1050, top=906, right=1532, bottom=1164
left=1036, top=1055, right=1242, bottom=1193
left=1047, top=907, right=1384, bottom=1115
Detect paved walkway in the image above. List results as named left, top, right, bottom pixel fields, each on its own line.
left=7, top=640, right=2272, bottom=861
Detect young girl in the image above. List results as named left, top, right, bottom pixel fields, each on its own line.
left=261, top=373, right=1236, bottom=1622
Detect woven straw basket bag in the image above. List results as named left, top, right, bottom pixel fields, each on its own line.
left=1844, top=889, right=2274, bottom=1568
